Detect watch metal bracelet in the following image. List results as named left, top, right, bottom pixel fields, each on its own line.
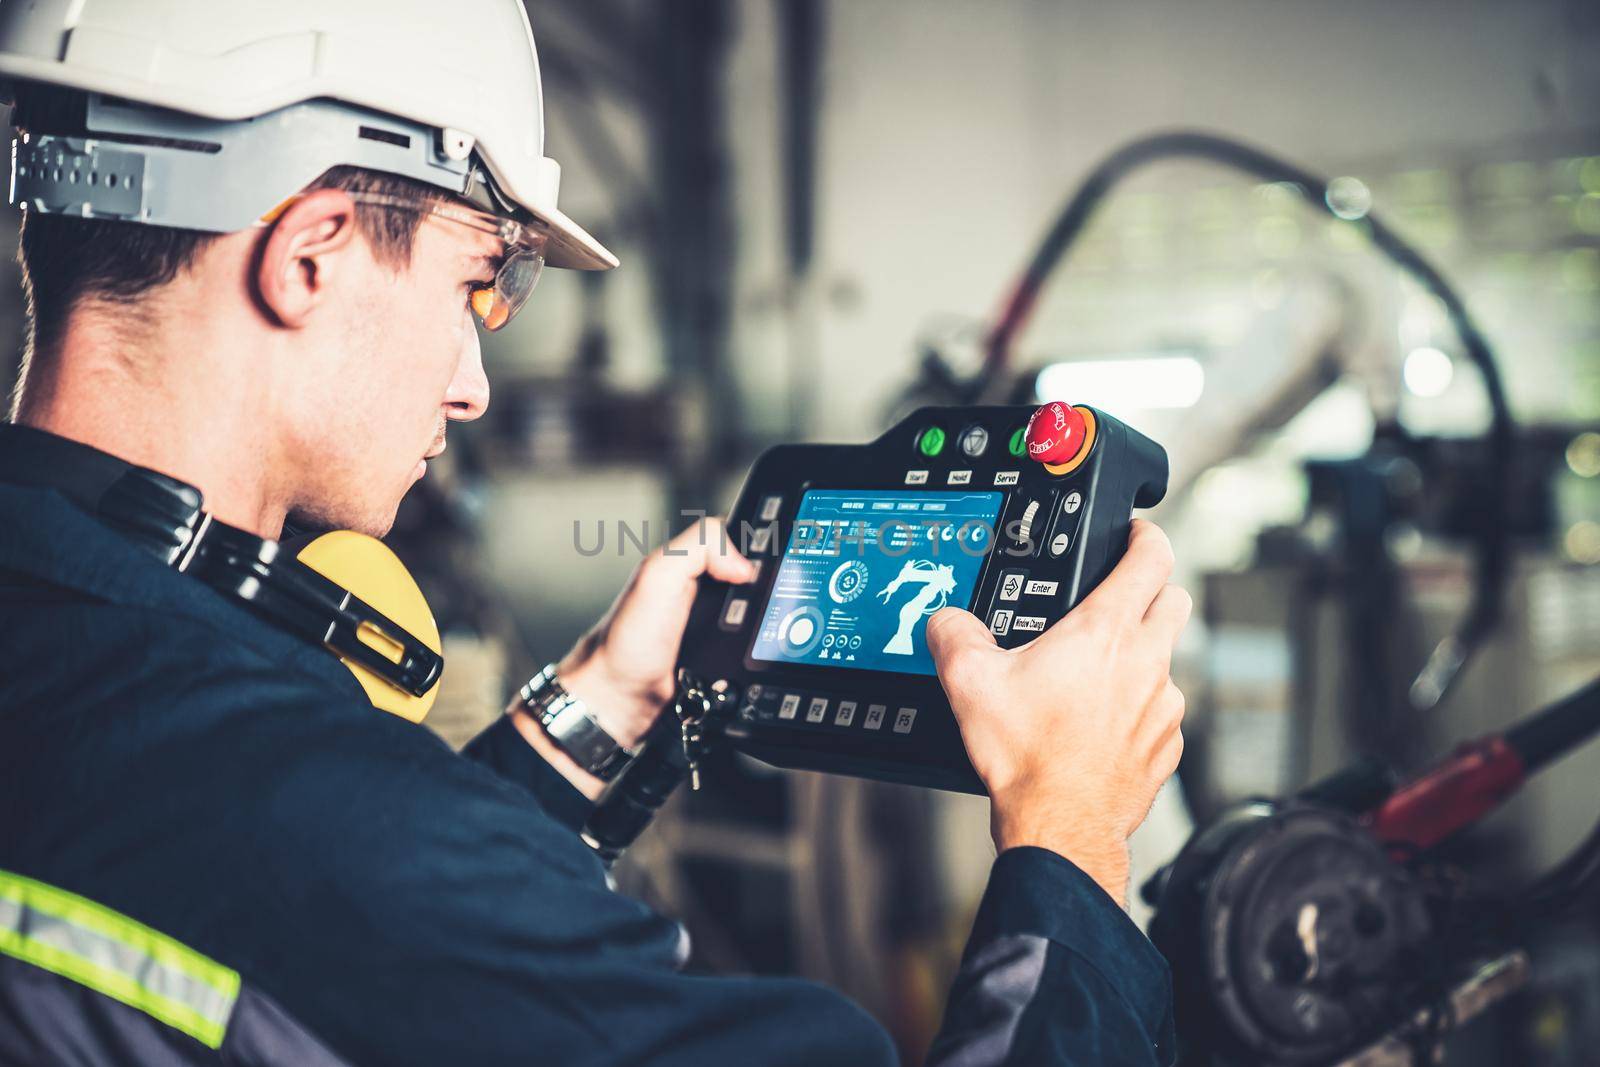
left=519, top=664, right=637, bottom=782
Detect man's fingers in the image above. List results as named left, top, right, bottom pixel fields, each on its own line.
left=609, top=519, right=754, bottom=643
left=926, top=608, right=998, bottom=701
left=643, top=518, right=758, bottom=592
left=1077, top=519, right=1175, bottom=621
left=596, top=519, right=756, bottom=679
left=700, top=519, right=760, bottom=584
left=1143, top=584, right=1193, bottom=648
left=1155, top=727, right=1185, bottom=781
left=1138, top=679, right=1186, bottom=750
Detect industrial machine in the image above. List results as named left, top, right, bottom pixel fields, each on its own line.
left=1146, top=675, right=1600, bottom=1066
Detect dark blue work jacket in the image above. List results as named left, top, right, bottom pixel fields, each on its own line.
left=0, top=425, right=1174, bottom=1065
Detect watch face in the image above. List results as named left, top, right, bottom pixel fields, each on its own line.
left=544, top=697, right=629, bottom=778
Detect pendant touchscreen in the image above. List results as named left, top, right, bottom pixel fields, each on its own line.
left=678, top=403, right=1168, bottom=794
left=750, top=490, right=1003, bottom=677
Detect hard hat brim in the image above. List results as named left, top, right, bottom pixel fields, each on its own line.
left=529, top=203, right=618, bottom=271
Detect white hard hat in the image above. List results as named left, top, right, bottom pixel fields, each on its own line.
left=0, top=0, right=617, bottom=270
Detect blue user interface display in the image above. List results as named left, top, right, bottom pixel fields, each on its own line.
left=750, top=489, right=1004, bottom=677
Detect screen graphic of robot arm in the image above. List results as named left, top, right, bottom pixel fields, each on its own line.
left=876, top=561, right=958, bottom=656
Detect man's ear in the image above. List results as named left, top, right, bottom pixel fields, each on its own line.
left=255, top=189, right=360, bottom=328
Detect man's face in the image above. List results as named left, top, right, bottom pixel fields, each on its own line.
left=283, top=210, right=496, bottom=536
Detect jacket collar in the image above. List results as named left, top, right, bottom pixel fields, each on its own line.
left=0, top=426, right=358, bottom=695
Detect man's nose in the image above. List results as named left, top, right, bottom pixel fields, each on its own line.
left=445, top=326, right=491, bottom=422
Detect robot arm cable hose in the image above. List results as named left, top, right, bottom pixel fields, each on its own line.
left=1362, top=675, right=1600, bottom=864
left=1503, top=675, right=1600, bottom=776
left=979, top=130, right=1514, bottom=714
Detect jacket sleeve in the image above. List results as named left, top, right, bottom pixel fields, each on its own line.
left=238, top=687, right=1167, bottom=1067
left=928, top=848, right=1176, bottom=1066
left=222, top=696, right=897, bottom=1067
left=459, top=712, right=597, bottom=833
left=461, top=713, right=1177, bottom=1067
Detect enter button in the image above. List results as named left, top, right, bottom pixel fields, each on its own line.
left=1023, top=579, right=1058, bottom=596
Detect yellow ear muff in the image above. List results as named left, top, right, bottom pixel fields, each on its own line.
left=295, top=530, right=442, bottom=723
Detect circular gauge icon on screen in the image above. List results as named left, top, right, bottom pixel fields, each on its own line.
left=776, top=606, right=827, bottom=658
left=828, top=560, right=870, bottom=604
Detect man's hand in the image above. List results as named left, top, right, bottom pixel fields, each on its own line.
left=511, top=518, right=757, bottom=799
left=927, top=519, right=1191, bottom=905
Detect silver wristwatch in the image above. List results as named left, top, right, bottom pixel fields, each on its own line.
left=519, top=664, right=638, bottom=781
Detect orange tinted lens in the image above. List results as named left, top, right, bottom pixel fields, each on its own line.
left=469, top=286, right=511, bottom=331
left=469, top=287, right=495, bottom=320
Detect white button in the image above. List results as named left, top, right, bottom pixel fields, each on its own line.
left=947, top=470, right=972, bottom=485
left=1024, top=579, right=1058, bottom=596
left=759, top=495, right=783, bottom=521
left=1063, top=491, right=1083, bottom=514
left=863, top=704, right=888, bottom=730
left=994, top=471, right=1019, bottom=486
left=1014, top=616, right=1046, bottom=633
left=990, top=609, right=1013, bottom=636
left=905, top=470, right=929, bottom=485
left=806, top=696, right=829, bottom=723
left=961, top=426, right=990, bottom=458
left=1050, top=532, right=1070, bottom=556
left=779, top=694, right=801, bottom=720
left=749, top=525, right=774, bottom=553
left=893, top=707, right=918, bottom=734
left=998, top=572, right=1024, bottom=602
left=722, top=597, right=749, bottom=626
left=834, top=700, right=857, bottom=726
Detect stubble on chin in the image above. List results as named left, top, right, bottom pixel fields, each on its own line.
left=286, top=490, right=400, bottom=540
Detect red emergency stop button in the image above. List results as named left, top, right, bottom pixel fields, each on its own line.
left=1025, top=402, right=1089, bottom=466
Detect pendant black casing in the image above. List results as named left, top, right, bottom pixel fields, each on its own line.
left=679, top=404, right=1167, bottom=793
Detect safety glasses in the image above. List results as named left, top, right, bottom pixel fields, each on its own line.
left=348, top=191, right=547, bottom=332
left=263, top=191, right=548, bottom=332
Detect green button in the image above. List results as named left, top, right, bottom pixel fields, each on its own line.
left=1009, top=428, right=1027, bottom=457
left=917, top=426, right=946, bottom=457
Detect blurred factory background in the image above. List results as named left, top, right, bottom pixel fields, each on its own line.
left=5, top=1, right=1596, bottom=1063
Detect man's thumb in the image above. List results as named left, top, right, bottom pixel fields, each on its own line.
left=926, top=607, right=998, bottom=686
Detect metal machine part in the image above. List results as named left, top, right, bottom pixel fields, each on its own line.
left=1150, top=805, right=1434, bottom=1066
left=1338, top=953, right=1530, bottom=1067
left=1150, top=677, right=1600, bottom=1066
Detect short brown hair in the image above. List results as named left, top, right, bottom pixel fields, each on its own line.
left=11, top=84, right=442, bottom=366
